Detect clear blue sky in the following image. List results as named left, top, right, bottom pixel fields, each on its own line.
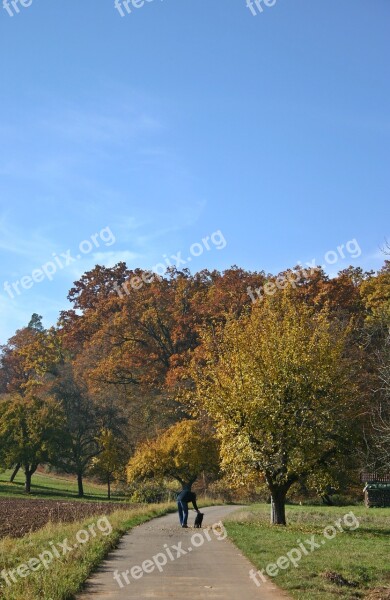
left=0, top=0, right=389, bottom=343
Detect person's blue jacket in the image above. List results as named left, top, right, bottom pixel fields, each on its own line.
left=177, top=488, right=199, bottom=511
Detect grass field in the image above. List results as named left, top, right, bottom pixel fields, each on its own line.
left=0, top=469, right=124, bottom=502
left=225, top=504, right=390, bottom=600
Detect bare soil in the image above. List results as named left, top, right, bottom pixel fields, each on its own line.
left=0, top=498, right=122, bottom=539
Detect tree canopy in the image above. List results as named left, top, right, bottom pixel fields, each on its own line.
left=186, top=290, right=361, bottom=524
left=127, top=419, right=220, bottom=489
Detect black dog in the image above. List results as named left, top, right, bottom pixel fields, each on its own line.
left=194, top=512, right=204, bottom=528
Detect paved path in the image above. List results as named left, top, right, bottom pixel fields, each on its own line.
left=77, top=505, right=291, bottom=599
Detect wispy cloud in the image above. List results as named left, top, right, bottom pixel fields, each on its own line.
left=0, top=216, right=56, bottom=265
left=0, top=94, right=165, bottom=191
left=40, top=106, right=162, bottom=147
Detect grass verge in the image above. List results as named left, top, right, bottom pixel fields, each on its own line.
left=225, top=504, right=390, bottom=600
left=0, top=503, right=176, bottom=599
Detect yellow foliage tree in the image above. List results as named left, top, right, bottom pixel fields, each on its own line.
left=187, top=291, right=359, bottom=524
left=91, top=429, right=128, bottom=500
left=360, top=262, right=390, bottom=323
left=127, top=420, right=220, bottom=490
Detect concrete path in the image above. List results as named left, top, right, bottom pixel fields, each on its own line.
left=77, top=505, right=291, bottom=599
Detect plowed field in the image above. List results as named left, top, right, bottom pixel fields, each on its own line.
left=0, top=498, right=121, bottom=539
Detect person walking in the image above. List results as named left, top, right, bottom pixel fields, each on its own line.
left=177, top=486, right=200, bottom=528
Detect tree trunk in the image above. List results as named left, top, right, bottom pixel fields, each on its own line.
left=10, top=464, right=20, bottom=482
left=270, top=488, right=287, bottom=525
left=77, top=472, right=84, bottom=498
left=24, top=464, right=38, bottom=493
left=25, top=468, right=32, bottom=494
left=107, top=474, right=111, bottom=501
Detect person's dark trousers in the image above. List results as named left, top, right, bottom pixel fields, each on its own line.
left=178, top=500, right=189, bottom=526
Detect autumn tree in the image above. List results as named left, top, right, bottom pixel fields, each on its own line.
left=0, top=394, right=64, bottom=493
left=60, top=268, right=202, bottom=436
left=49, top=365, right=103, bottom=497
left=0, top=316, right=62, bottom=482
left=369, top=331, right=390, bottom=472
left=359, top=262, right=390, bottom=472
left=186, top=291, right=359, bottom=525
left=61, top=265, right=264, bottom=391
left=91, top=429, right=128, bottom=499
left=127, top=419, right=220, bottom=490
left=0, top=318, right=42, bottom=395
left=0, top=315, right=61, bottom=396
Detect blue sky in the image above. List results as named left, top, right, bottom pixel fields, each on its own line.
left=0, top=0, right=389, bottom=343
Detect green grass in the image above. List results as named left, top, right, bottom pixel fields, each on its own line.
left=0, top=502, right=176, bottom=599
left=225, top=504, right=390, bottom=600
left=0, top=470, right=125, bottom=502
